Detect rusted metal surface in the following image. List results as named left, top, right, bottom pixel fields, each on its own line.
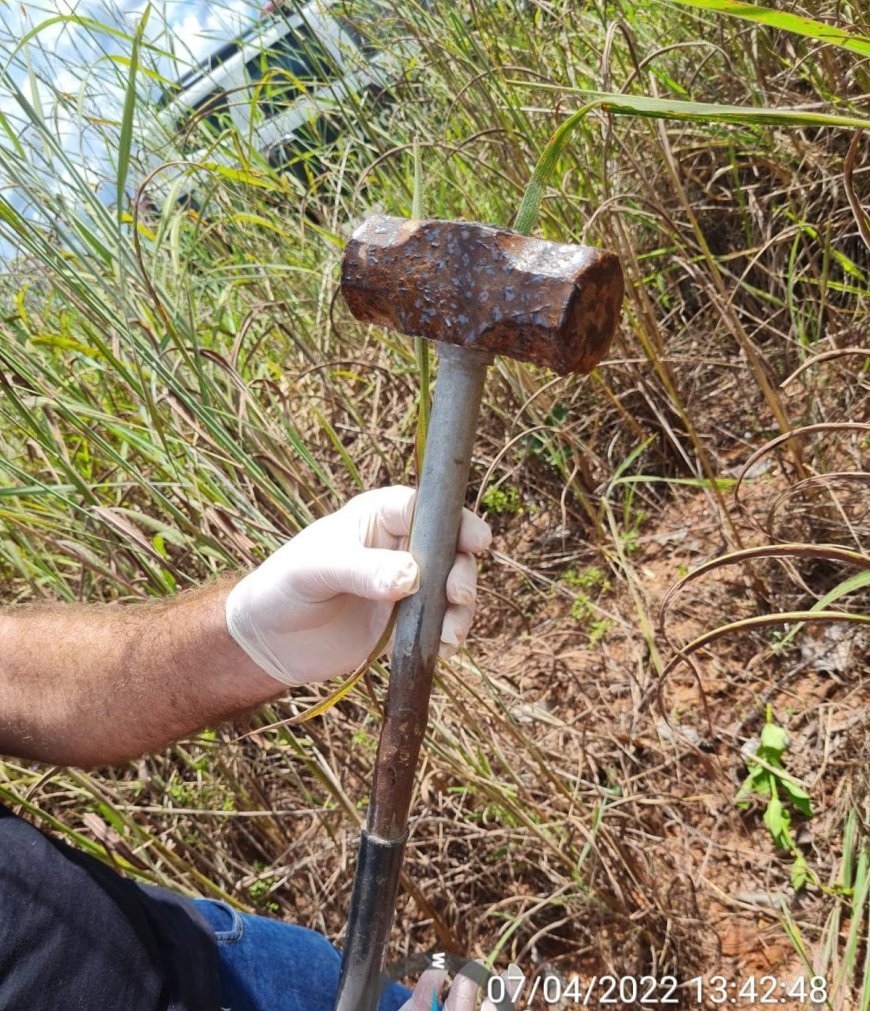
left=365, top=345, right=492, bottom=842
left=341, top=215, right=624, bottom=375
left=367, top=644, right=433, bottom=840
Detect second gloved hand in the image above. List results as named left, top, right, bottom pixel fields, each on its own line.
left=399, top=961, right=523, bottom=1011
left=225, top=485, right=491, bottom=686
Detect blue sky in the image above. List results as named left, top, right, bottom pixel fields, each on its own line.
left=0, top=1, right=268, bottom=140
left=3, top=2, right=264, bottom=69
left=0, top=2, right=268, bottom=212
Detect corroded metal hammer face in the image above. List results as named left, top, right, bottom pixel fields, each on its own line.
left=341, top=215, right=624, bottom=374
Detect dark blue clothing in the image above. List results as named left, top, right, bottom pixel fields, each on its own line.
left=0, top=803, right=414, bottom=1010
left=0, top=802, right=218, bottom=1010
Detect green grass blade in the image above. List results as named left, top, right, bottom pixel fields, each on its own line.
left=514, top=89, right=869, bottom=240
left=411, top=139, right=430, bottom=468
left=513, top=101, right=600, bottom=236
left=7, top=13, right=163, bottom=63
left=116, top=7, right=148, bottom=221
left=664, top=0, right=870, bottom=59
left=543, top=89, right=870, bottom=131
left=836, top=841, right=869, bottom=1002
left=774, top=570, right=870, bottom=651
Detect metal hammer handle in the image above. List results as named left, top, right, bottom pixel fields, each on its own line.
left=333, top=343, right=493, bottom=1011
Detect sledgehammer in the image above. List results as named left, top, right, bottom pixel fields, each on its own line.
left=333, top=217, right=623, bottom=1011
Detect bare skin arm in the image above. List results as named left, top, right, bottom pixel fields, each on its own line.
left=0, top=488, right=487, bottom=770
left=0, top=575, right=282, bottom=768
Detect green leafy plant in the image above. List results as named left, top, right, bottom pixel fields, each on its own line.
left=736, top=706, right=815, bottom=891
left=587, top=619, right=613, bottom=645
left=480, top=484, right=522, bottom=516
left=563, top=566, right=611, bottom=594
left=564, top=565, right=612, bottom=629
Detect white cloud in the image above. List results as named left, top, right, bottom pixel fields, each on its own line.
left=0, top=0, right=265, bottom=217
left=174, top=12, right=210, bottom=61
left=53, top=67, right=81, bottom=94
left=161, top=1, right=260, bottom=66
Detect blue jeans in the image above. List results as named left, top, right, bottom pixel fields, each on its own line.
left=193, top=899, right=413, bottom=1011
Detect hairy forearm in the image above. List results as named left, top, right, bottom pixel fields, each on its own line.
left=0, top=576, right=283, bottom=767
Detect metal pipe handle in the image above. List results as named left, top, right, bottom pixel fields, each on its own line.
left=333, top=344, right=492, bottom=1011
left=333, top=831, right=407, bottom=1011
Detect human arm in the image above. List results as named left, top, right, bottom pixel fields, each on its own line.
left=0, top=486, right=490, bottom=768
left=0, top=574, right=274, bottom=768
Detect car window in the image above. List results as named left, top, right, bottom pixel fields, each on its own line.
left=245, top=22, right=337, bottom=118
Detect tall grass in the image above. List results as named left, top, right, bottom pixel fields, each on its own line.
left=0, top=0, right=867, bottom=996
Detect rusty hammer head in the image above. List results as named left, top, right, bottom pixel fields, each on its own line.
left=341, top=216, right=623, bottom=375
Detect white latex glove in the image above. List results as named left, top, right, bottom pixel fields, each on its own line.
left=400, top=961, right=521, bottom=1010
left=225, top=485, right=491, bottom=686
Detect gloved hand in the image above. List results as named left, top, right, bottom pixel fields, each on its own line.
left=399, top=968, right=496, bottom=1010
left=400, top=962, right=522, bottom=1010
left=225, top=485, right=491, bottom=686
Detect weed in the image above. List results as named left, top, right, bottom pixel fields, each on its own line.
left=564, top=565, right=612, bottom=629
left=480, top=484, right=522, bottom=516
left=736, top=706, right=815, bottom=891
left=587, top=619, right=613, bottom=644
left=563, top=566, right=611, bottom=594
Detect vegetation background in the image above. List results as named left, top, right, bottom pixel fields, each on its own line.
left=0, top=0, right=868, bottom=1006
